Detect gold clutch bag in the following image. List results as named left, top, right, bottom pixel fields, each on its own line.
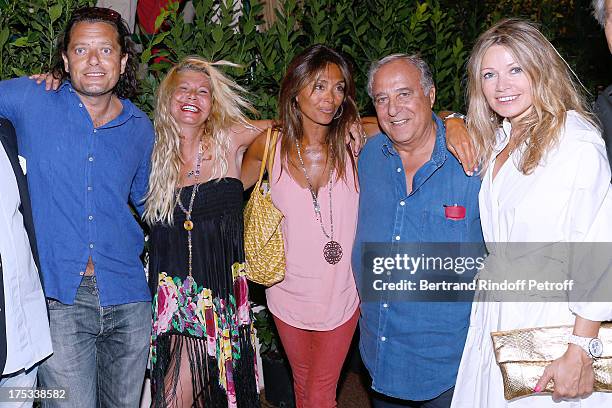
left=491, top=323, right=612, bottom=401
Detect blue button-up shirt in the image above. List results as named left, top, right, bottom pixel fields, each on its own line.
left=0, top=77, right=154, bottom=306
left=352, top=114, right=483, bottom=401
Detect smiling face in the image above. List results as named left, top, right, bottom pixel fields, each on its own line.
left=295, top=63, right=345, bottom=127
left=480, top=45, right=533, bottom=126
left=62, top=21, right=127, bottom=98
left=372, top=59, right=435, bottom=147
left=170, top=70, right=213, bottom=132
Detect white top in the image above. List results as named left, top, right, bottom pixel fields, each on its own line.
left=479, top=110, right=612, bottom=322
left=452, top=111, right=612, bottom=408
left=266, top=141, right=360, bottom=331
left=0, top=143, right=52, bottom=375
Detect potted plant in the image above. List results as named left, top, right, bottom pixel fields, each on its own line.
left=253, top=308, right=295, bottom=407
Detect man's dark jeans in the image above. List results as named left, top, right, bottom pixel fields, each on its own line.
left=372, top=387, right=455, bottom=408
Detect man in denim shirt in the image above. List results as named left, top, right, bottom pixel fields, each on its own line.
left=0, top=7, right=154, bottom=407
left=352, top=54, right=483, bottom=407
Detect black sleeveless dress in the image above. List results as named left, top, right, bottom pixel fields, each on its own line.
left=149, top=178, right=259, bottom=408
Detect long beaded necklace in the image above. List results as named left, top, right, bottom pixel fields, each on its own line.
left=176, top=139, right=203, bottom=277
left=295, top=139, right=343, bottom=265
left=186, top=141, right=204, bottom=179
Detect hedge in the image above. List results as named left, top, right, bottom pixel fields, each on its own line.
left=0, top=0, right=607, bottom=119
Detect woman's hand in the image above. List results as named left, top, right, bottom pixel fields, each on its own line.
left=535, top=344, right=595, bottom=401
left=445, top=117, right=477, bottom=176
left=535, top=317, right=601, bottom=401
left=345, top=116, right=380, bottom=156
left=29, top=72, right=61, bottom=91
left=346, top=120, right=367, bottom=156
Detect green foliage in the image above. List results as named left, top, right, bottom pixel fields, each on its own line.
left=136, top=0, right=468, bottom=117
left=4, top=0, right=604, bottom=118
left=443, top=0, right=610, bottom=92
left=0, top=0, right=93, bottom=79
left=252, top=308, right=281, bottom=357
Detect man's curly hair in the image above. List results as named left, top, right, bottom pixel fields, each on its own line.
left=50, top=7, right=138, bottom=99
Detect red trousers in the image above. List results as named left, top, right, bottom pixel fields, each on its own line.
left=273, top=308, right=359, bottom=408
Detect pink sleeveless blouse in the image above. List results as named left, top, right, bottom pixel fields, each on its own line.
left=265, top=140, right=360, bottom=330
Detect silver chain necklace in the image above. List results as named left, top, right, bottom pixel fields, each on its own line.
left=295, top=139, right=343, bottom=265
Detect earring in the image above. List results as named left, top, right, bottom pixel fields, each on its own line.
left=333, top=104, right=344, bottom=120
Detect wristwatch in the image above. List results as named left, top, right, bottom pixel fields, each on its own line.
left=443, top=112, right=466, bottom=122
left=567, top=334, right=604, bottom=358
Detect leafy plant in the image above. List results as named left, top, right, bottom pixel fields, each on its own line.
left=252, top=308, right=282, bottom=358
left=1, top=0, right=606, bottom=117
left=136, top=0, right=470, bottom=116
left=0, top=0, right=93, bottom=78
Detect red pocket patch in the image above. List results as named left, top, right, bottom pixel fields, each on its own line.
left=444, top=204, right=466, bottom=220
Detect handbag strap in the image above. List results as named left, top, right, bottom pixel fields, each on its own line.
left=256, top=128, right=279, bottom=186
left=256, top=128, right=272, bottom=185
left=267, top=129, right=279, bottom=176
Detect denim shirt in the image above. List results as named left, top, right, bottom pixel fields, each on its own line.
left=0, top=77, right=154, bottom=306
left=352, top=114, right=483, bottom=400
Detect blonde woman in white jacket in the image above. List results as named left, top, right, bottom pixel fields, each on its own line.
left=451, top=18, right=612, bottom=408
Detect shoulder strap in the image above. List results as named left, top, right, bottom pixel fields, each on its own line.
left=256, top=127, right=273, bottom=185
left=267, top=129, right=279, bottom=177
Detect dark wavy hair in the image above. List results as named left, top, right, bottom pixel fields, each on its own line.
left=50, top=7, right=138, bottom=99
left=278, top=44, right=358, bottom=183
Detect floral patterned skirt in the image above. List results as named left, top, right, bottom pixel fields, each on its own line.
left=151, top=263, right=259, bottom=408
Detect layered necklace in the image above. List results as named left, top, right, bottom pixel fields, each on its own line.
left=186, top=141, right=204, bottom=179
left=176, top=139, right=204, bottom=277
left=295, top=139, right=343, bottom=265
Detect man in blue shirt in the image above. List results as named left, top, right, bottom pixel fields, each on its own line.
left=0, top=7, right=154, bottom=407
left=352, top=54, right=483, bottom=407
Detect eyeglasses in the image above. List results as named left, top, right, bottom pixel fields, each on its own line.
left=72, top=7, right=122, bottom=23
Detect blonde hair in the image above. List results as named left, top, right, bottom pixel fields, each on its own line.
left=144, top=56, right=256, bottom=225
left=467, top=18, right=596, bottom=175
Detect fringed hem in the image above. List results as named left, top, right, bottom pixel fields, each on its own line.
left=151, top=329, right=259, bottom=408
left=150, top=264, right=259, bottom=407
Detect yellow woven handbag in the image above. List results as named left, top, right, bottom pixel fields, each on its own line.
left=244, top=128, right=286, bottom=286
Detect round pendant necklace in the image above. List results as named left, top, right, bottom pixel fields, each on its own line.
left=176, top=184, right=198, bottom=276
left=295, top=139, right=343, bottom=265
left=176, top=139, right=203, bottom=276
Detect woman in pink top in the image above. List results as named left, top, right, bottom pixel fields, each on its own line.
left=242, top=45, right=362, bottom=408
